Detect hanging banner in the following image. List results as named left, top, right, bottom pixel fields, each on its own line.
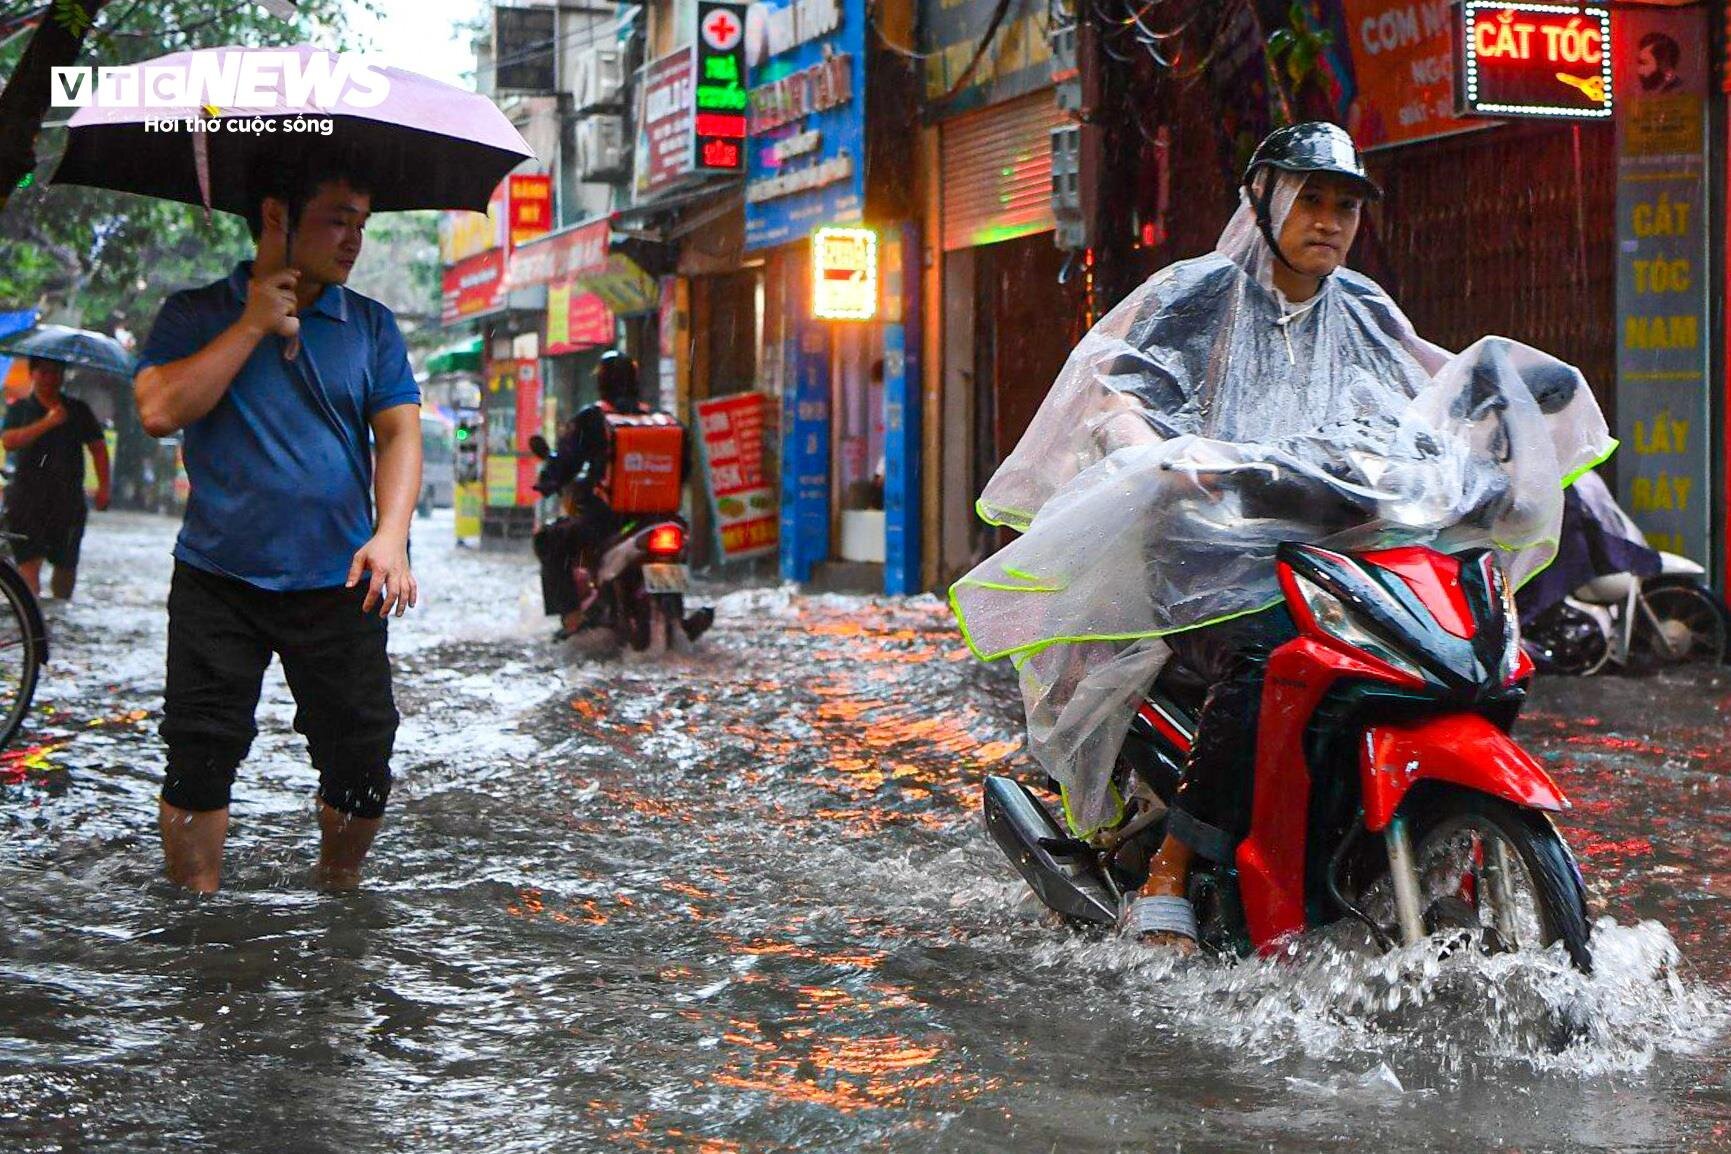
left=1339, top=0, right=1480, bottom=150
left=439, top=180, right=507, bottom=264
left=507, top=173, right=554, bottom=246
left=546, top=282, right=616, bottom=355
left=441, top=248, right=506, bottom=325
left=483, top=361, right=519, bottom=507
left=514, top=358, right=544, bottom=504
left=696, top=392, right=778, bottom=560
left=635, top=50, right=698, bottom=201
left=1614, top=5, right=1709, bottom=561
left=917, top=0, right=1051, bottom=119
left=743, top=0, right=866, bottom=249
left=509, top=218, right=611, bottom=290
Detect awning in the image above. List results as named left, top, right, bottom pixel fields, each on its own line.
left=509, top=216, right=661, bottom=315
left=425, top=334, right=484, bottom=376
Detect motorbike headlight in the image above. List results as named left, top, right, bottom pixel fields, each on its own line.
left=1493, top=564, right=1524, bottom=681
left=1292, top=572, right=1429, bottom=682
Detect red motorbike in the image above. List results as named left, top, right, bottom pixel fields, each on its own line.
left=985, top=540, right=1594, bottom=970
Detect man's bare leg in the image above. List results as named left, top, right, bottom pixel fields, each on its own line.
left=14, top=558, right=41, bottom=596
left=48, top=563, right=76, bottom=600
left=313, top=801, right=381, bottom=889
left=159, top=799, right=228, bottom=893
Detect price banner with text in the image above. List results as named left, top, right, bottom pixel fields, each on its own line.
left=696, top=392, right=778, bottom=561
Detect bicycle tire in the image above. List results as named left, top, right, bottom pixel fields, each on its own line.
left=0, top=562, right=44, bottom=749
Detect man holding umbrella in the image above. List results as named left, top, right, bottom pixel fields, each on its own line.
left=54, top=45, right=534, bottom=893
left=1, top=352, right=110, bottom=599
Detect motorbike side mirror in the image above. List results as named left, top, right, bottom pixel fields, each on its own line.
left=527, top=434, right=551, bottom=459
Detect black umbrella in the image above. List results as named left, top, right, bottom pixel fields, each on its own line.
left=0, top=325, right=133, bottom=377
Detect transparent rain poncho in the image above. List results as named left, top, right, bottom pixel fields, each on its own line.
left=951, top=172, right=1614, bottom=834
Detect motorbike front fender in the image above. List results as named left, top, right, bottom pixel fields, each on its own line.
left=1358, top=713, right=1568, bottom=832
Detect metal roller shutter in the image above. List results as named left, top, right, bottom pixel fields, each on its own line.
left=939, top=91, right=1064, bottom=252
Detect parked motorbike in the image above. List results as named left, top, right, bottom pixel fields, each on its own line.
left=985, top=540, right=1594, bottom=971
left=1523, top=553, right=1727, bottom=676
left=529, top=435, right=712, bottom=654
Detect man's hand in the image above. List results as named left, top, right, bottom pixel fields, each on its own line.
left=347, top=533, right=417, bottom=617
left=242, top=268, right=301, bottom=341
left=94, top=484, right=111, bottom=512
left=40, top=402, right=66, bottom=430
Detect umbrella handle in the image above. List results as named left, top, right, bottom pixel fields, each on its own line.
left=280, top=220, right=300, bottom=362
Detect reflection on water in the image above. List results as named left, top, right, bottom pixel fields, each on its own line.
left=2, top=513, right=1729, bottom=1152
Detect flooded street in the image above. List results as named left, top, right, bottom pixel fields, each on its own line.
left=3, top=511, right=1731, bottom=1152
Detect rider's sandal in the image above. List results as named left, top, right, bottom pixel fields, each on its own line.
left=1118, top=893, right=1199, bottom=947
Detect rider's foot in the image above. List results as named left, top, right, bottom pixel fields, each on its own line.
left=553, top=609, right=586, bottom=642
left=1134, top=833, right=1199, bottom=953
left=682, top=606, right=715, bottom=641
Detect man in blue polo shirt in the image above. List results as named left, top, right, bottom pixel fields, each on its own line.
left=133, top=155, right=422, bottom=893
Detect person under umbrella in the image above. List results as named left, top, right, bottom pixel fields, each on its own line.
left=55, top=47, right=532, bottom=893
left=0, top=346, right=112, bottom=600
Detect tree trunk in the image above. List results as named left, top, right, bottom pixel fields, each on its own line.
left=0, top=0, right=110, bottom=215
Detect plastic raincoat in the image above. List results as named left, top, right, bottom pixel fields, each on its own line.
left=951, top=172, right=1615, bottom=834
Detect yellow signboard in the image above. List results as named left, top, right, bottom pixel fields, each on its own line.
left=812, top=227, right=877, bottom=320
left=454, top=480, right=483, bottom=540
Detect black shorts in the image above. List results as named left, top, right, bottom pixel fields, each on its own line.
left=3, top=498, right=87, bottom=568
left=159, top=561, right=399, bottom=819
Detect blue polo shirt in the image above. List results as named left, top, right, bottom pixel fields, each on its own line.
left=135, top=262, right=420, bottom=591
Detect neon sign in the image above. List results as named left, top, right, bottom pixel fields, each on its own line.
left=1457, top=2, right=1612, bottom=119
left=695, top=1, right=748, bottom=172
left=812, top=227, right=877, bottom=320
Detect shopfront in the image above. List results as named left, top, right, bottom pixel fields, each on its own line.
left=916, top=0, right=1077, bottom=586
left=439, top=174, right=554, bottom=548
left=745, top=0, right=921, bottom=592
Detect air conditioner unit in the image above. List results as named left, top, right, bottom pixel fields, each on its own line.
left=575, top=115, right=627, bottom=181
left=575, top=45, right=626, bottom=112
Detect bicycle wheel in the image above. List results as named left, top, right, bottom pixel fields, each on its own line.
left=1641, top=585, right=1727, bottom=667
left=0, top=563, right=42, bottom=748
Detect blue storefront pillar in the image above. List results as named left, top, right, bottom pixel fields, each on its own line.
left=779, top=323, right=831, bottom=583
left=882, top=225, right=922, bottom=595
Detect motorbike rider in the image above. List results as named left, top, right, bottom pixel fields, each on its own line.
left=533, top=350, right=710, bottom=641
left=949, top=122, right=1609, bottom=951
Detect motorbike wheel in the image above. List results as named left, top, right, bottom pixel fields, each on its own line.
left=1407, top=789, right=1592, bottom=973
left=1638, top=585, right=1727, bottom=667
left=1524, top=602, right=1610, bottom=676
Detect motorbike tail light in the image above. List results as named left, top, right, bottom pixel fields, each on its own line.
left=646, top=523, right=686, bottom=558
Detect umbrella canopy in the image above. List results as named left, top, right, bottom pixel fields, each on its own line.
left=52, top=45, right=534, bottom=214
left=0, top=325, right=134, bottom=377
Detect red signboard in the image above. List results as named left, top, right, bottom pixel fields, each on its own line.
left=440, top=248, right=506, bottom=325
left=695, top=392, right=777, bottom=560
left=508, top=218, right=611, bottom=290
left=635, top=50, right=696, bottom=199
left=1457, top=2, right=1612, bottom=119
left=508, top=173, right=553, bottom=247
left=515, top=358, right=544, bottom=504
left=545, top=280, right=616, bottom=355
left=1342, top=0, right=1474, bottom=150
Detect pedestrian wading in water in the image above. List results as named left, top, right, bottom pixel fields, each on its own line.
left=132, top=152, right=422, bottom=893
left=1, top=356, right=111, bottom=599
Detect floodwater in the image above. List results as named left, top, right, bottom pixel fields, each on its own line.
left=3, top=511, right=1730, bottom=1152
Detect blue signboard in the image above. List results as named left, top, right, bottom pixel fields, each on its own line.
left=779, top=323, right=831, bottom=582
left=743, top=0, right=867, bottom=250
